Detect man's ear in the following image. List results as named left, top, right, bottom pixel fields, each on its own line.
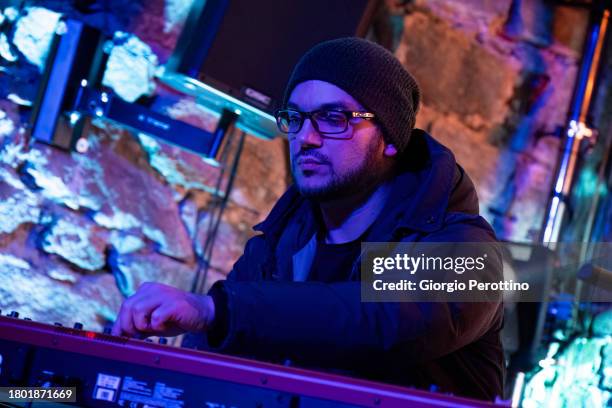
left=383, top=144, right=398, bottom=157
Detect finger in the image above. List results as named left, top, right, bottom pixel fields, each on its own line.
left=111, top=313, right=121, bottom=336
left=136, top=281, right=156, bottom=293
left=150, top=302, right=179, bottom=332
left=131, top=297, right=163, bottom=332
left=121, top=299, right=138, bottom=336
left=132, top=309, right=150, bottom=332
left=137, top=281, right=171, bottom=296
left=112, top=285, right=159, bottom=336
left=112, top=298, right=133, bottom=336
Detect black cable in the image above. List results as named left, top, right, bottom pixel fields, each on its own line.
left=190, top=136, right=232, bottom=293
left=198, top=130, right=246, bottom=294
left=190, top=120, right=237, bottom=293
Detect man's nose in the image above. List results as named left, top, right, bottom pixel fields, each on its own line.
left=294, top=118, right=323, bottom=147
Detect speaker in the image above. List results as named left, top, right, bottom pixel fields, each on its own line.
left=162, top=0, right=376, bottom=139
left=29, top=18, right=108, bottom=148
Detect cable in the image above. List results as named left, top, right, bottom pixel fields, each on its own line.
left=197, top=130, right=246, bottom=294
left=189, top=125, right=234, bottom=293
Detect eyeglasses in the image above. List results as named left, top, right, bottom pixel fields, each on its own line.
left=275, top=109, right=375, bottom=139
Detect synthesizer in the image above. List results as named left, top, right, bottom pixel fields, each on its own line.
left=0, top=314, right=501, bottom=407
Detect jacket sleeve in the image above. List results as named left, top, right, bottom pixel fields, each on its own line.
left=206, top=217, right=503, bottom=368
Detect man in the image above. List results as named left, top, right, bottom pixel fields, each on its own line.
left=112, top=37, right=504, bottom=401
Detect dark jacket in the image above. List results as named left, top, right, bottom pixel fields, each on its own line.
left=206, top=129, right=505, bottom=401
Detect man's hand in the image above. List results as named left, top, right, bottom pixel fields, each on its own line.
left=111, top=282, right=215, bottom=338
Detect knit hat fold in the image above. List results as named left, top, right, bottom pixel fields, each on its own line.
left=283, top=37, right=420, bottom=153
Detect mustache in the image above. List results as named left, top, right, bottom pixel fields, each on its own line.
left=292, top=150, right=330, bottom=164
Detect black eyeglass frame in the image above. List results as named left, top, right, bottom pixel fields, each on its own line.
left=274, top=109, right=376, bottom=138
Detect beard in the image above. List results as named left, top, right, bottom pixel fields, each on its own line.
left=292, top=137, right=389, bottom=202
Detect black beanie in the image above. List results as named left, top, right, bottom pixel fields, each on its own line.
left=283, top=37, right=420, bottom=153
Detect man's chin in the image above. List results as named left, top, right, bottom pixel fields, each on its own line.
left=296, top=183, right=335, bottom=201
left=297, top=182, right=358, bottom=202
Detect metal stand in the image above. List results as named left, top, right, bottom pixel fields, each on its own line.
left=190, top=109, right=244, bottom=294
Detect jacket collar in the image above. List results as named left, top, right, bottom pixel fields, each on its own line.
left=254, top=129, right=462, bottom=239
left=374, top=129, right=458, bottom=236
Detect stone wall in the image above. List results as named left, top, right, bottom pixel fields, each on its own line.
left=0, top=1, right=289, bottom=330
left=396, top=0, right=584, bottom=242
left=0, top=0, right=591, bottom=331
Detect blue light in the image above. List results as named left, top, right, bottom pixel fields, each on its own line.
left=69, top=111, right=80, bottom=125
left=570, top=26, right=600, bottom=120
left=544, top=196, right=560, bottom=242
